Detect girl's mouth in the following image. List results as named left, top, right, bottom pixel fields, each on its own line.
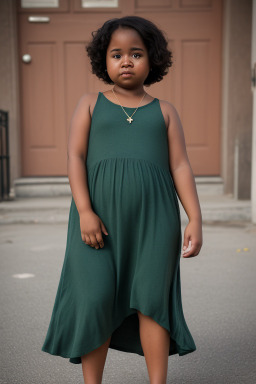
left=121, top=72, right=133, bottom=77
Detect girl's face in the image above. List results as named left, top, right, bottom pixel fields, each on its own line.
left=106, top=27, right=150, bottom=89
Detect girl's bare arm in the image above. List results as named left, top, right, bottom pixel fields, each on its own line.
left=166, top=103, right=201, bottom=222
left=165, top=102, right=202, bottom=257
left=67, top=94, right=93, bottom=214
left=67, top=93, right=108, bottom=249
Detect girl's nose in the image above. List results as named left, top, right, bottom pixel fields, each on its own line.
left=121, top=55, right=133, bottom=67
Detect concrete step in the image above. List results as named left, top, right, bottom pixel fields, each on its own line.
left=0, top=194, right=251, bottom=225
left=13, top=176, right=224, bottom=198
left=13, top=177, right=71, bottom=198
left=195, top=176, right=224, bottom=196
left=2, top=176, right=249, bottom=225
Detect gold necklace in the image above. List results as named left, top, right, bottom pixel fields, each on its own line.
left=111, top=87, right=147, bottom=124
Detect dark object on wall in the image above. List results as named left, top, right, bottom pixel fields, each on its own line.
left=0, top=111, right=10, bottom=201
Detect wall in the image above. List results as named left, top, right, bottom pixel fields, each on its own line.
left=0, top=0, right=21, bottom=197
left=221, top=0, right=253, bottom=199
left=251, top=0, right=256, bottom=222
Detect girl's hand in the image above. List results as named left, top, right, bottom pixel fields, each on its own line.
left=79, top=210, right=109, bottom=249
left=182, top=219, right=202, bottom=258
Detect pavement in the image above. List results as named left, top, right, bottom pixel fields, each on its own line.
left=0, top=220, right=256, bottom=383
left=1, top=194, right=255, bottom=384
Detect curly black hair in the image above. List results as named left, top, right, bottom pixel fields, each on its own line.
left=86, top=16, right=173, bottom=86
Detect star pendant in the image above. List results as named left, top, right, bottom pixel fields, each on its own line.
left=127, top=116, right=133, bottom=124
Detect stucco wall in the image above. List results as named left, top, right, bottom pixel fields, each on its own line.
left=0, top=0, right=21, bottom=197
left=221, top=0, right=253, bottom=199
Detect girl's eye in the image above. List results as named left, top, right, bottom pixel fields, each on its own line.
left=112, top=53, right=141, bottom=59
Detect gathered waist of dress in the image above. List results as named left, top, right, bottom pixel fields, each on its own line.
left=86, top=156, right=172, bottom=177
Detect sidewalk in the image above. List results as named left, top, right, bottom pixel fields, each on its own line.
left=0, top=193, right=251, bottom=225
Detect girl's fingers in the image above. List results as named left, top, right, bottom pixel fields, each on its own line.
left=182, top=240, right=192, bottom=254
left=95, top=232, right=104, bottom=248
left=100, top=220, right=109, bottom=236
left=182, top=242, right=200, bottom=257
left=182, top=240, right=189, bottom=254
left=83, top=234, right=91, bottom=246
left=89, top=234, right=99, bottom=249
left=182, top=240, right=192, bottom=255
left=83, top=231, right=105, bottom=249
left=85, top=234, right=95, bottom=247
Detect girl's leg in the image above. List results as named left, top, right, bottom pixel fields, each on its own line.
left=137, top=310, right=170, bottom=384
left=81, top=335, right=111, bottom=384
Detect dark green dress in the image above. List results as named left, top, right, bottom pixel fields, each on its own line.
left=41, top=92, right=196, bottom=364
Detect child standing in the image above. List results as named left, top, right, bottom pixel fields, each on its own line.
left=41, top=15, right=202, bottom=384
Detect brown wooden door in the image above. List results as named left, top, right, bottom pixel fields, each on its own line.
left=18, top=0, right=222, bottom=176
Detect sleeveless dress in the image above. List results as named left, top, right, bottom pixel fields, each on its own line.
left=41, top=92, right=196, bottom=364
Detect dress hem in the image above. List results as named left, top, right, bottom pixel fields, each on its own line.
left=41, top=306, right=196, bottom=365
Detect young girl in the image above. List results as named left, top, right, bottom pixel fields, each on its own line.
left=42, top=15, right=202, bottom=384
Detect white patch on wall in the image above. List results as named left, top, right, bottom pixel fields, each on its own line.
left=21, top=0, right=59, bottom=8
left=81, top=0, right=118, bottom=8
